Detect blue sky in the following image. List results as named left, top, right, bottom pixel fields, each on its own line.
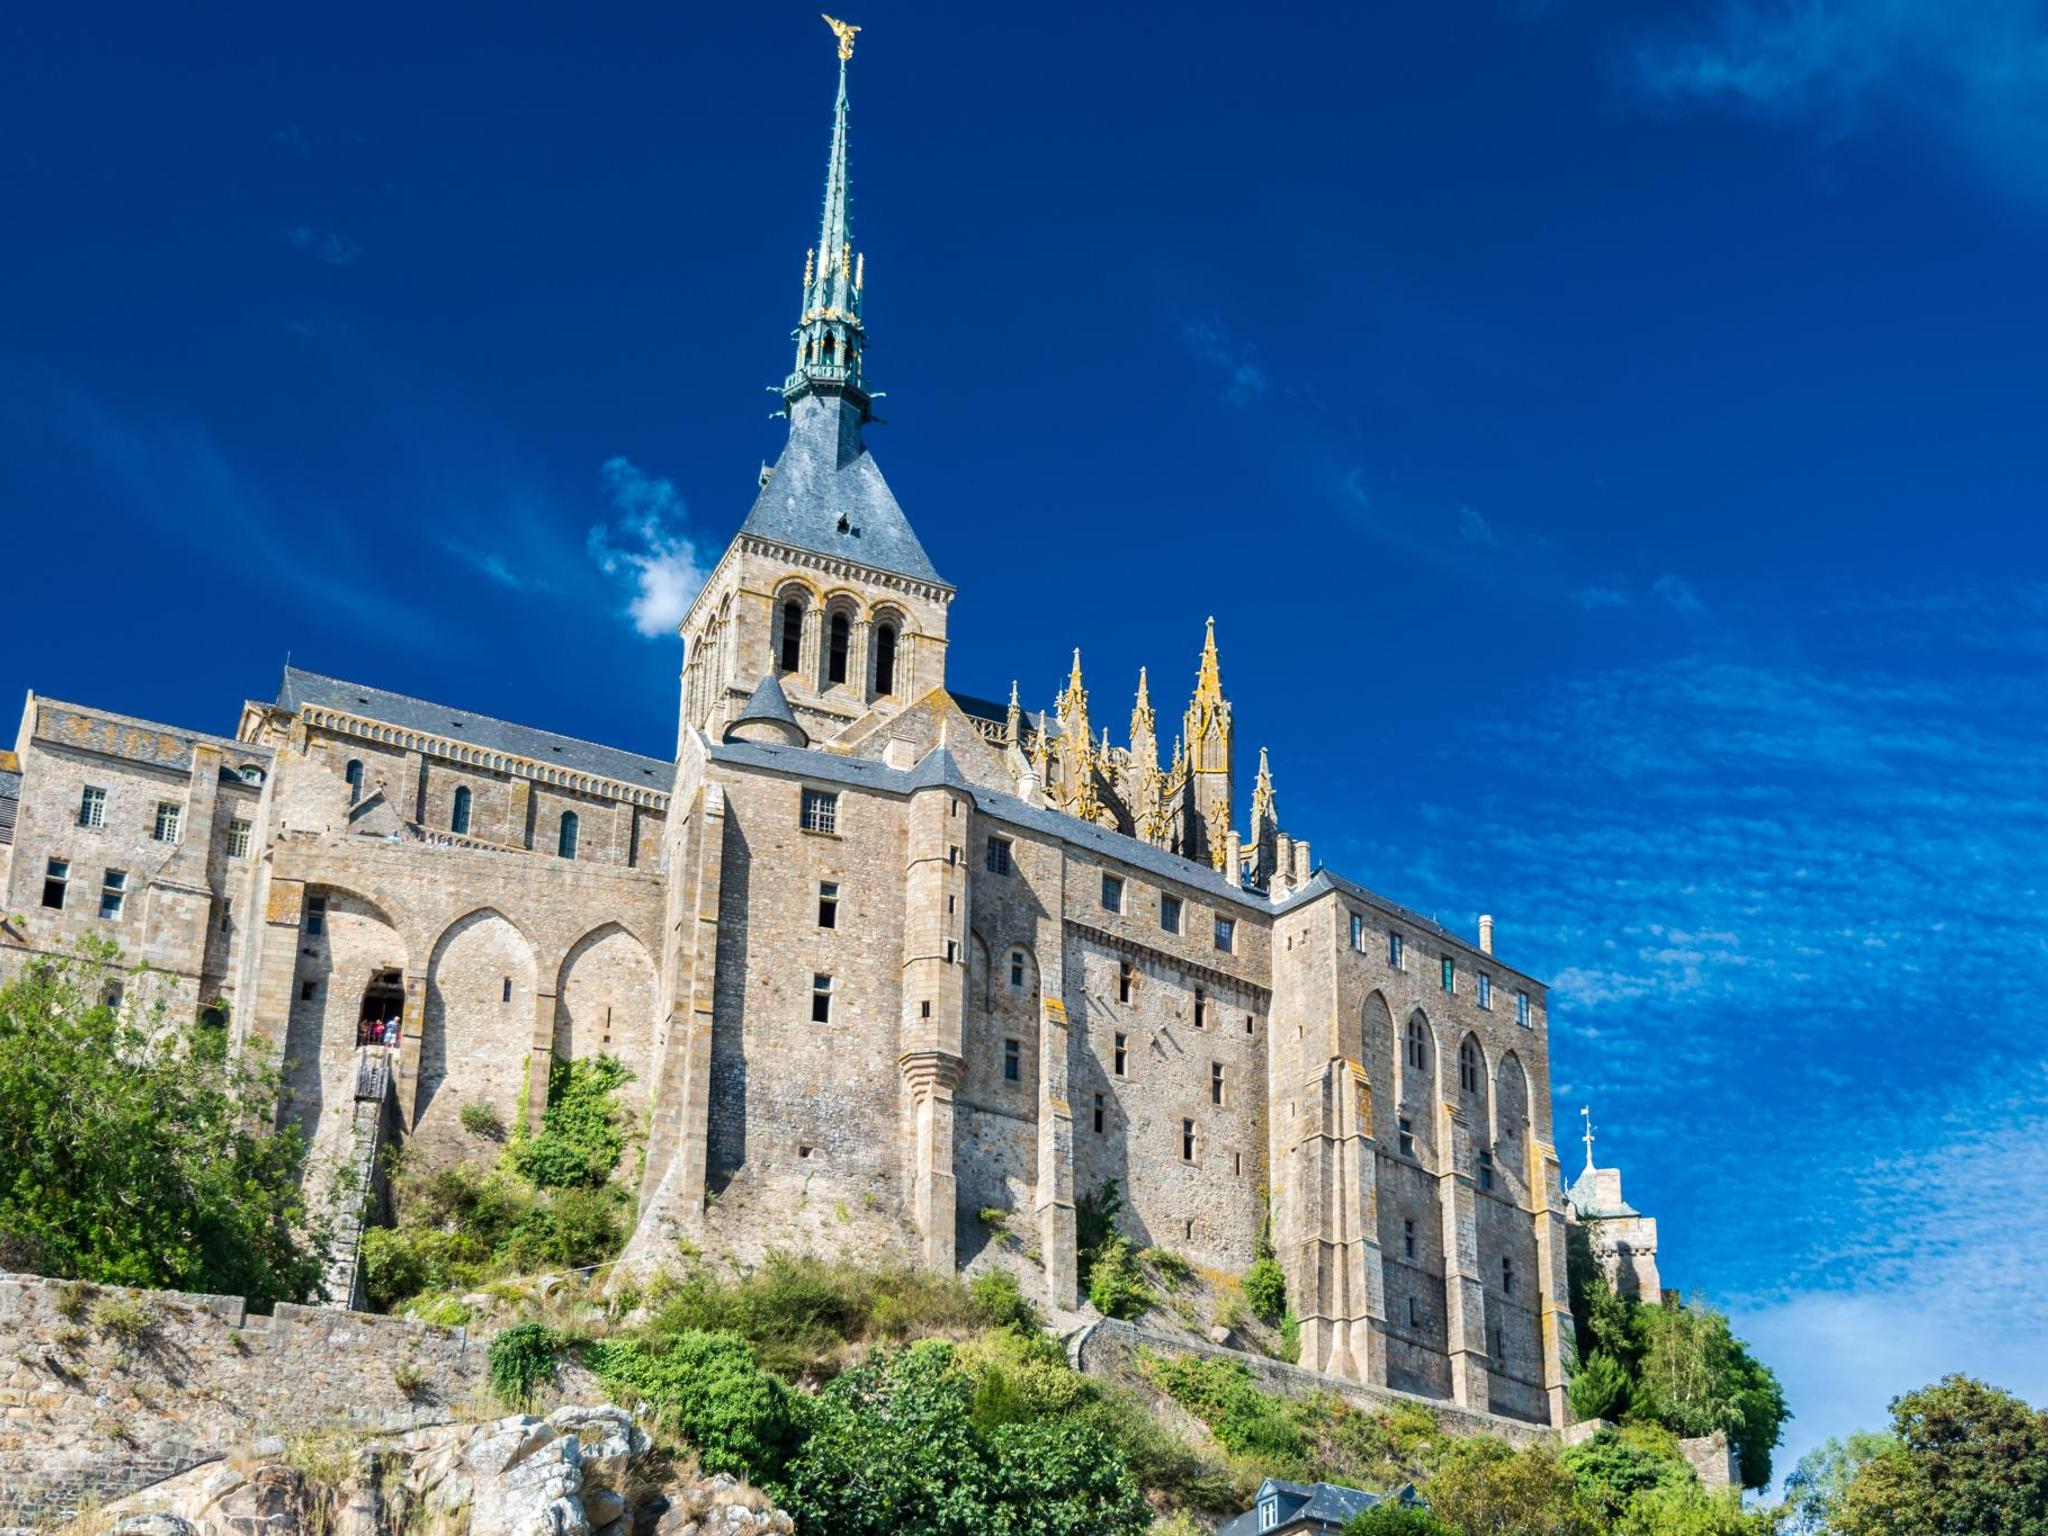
left=3, top=0, right=2044, bottom=1482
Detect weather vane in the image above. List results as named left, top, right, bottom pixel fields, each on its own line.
left=1580, top=1105, right=1597, bottom=1174
left=822, top=14, right=860, bottom=62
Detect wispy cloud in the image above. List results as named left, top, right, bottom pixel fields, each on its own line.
left=1457, top=504, right=1500, bottom=547
left=1631, top=0, right=2048, bottom=209
left=1182, top=320, right=1271, bottom=406
left=281, top=224, right=361, bottom=267
left=1651, top=573, right=1708, bottom=617
left=1573, top=584, right=1634, bottom=610
left=440, top=537, right=553, bottom=593
left=587, top=457, right=708, bottom=639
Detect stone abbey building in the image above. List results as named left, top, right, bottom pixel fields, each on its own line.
left=0, top=28, right=1615, bottom=1429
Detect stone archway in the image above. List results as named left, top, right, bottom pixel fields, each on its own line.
left=416, top=909, right=536, bottom=1164
left=553, top=923, right=657, bottom=1128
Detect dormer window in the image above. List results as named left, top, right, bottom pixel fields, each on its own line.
left=1259, top=1496, right=1279, bottom=1532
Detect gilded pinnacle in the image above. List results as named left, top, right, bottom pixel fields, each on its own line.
left=822, top=13, right=860, bottom=61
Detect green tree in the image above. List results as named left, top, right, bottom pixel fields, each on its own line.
left=1568, top=1351, right=1633, bottom=1423
left=1088, top=1234, right=1155, bottom=1321
left=1343, top=1504, right=1455, bottom=1536
left=1424, top=1438, right=1598, bottom=1536
left=1628, top=1300, right=1788, bottom=1489
left=1781, top=1432, right=1894, bottom=1536
left=1833, top=1376, right=2048, bottom=1536
left=1560, top=1426, right=1694, bottom=1523
left=512, top=1054, right=631, bottom=1188
left=0, top=945, right=326, bottom=1307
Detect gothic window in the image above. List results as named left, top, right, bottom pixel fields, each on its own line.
left=827, top=612, right=851, bottom=685
left=874, top=623, right=898, bottom=696
left=1406, top=1018, right=1429, bottom=1072
left=1459, top=1038, right=1481, bottom=1094
left=345, top=759, right=365, bottom=804
left=779, top=600, right=804, bottom=672
left=451, top=786, right=473, bottom=836
left=558, top=811, right=580, bottom=859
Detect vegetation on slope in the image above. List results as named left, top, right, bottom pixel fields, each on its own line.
left=0, top=942, right=325, bottom=1307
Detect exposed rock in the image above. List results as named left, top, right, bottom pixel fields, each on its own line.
left=114, top=1518, right=199, bottom=1536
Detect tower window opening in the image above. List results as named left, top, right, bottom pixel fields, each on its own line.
left=1194, top=987, right=1207, bottom=1029
left=1407, top=1019, right=1429, bottom=1071
left=1010, top=950, right=1026, bottom=989
left=1211, top=1061, right=1225, bottom=1105
left=1460, top=1038, right=1481, bottom=1094
left=1398, top=1115, right=1415, bottom=1158
left=1003, top=1038, right=1021, bottom=1082
left=1404, top=1218, right=1416, bottom=1259
left=1093, top=1093, right=1105, bottom=1133
left=1181, top=1118, right=1197, bottom=1163
left=451, top=785, right=472, bottom=836
left=827, top=612, right=850, bottom=685
left=874, top=623, right=898, bottom=696
left=1117, top=959, right=1133, bottom=1003
left=819, top=881, right=839, bottom=928
left=1113, top=1032, right=1128, bottom=1077
left=344, top=759, right=364, bottom=805
left=558, top=811, right=580, bottom=860
left=779, top=600, right=804, bottom=672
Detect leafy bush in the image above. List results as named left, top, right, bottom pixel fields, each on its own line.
left=1342, top=1505, right=1454, bottom=1536
left=1088, top=1236, right=1155, bottom=1321
left=1146, top=1248, right=1194, bottom=1288
left=391, top=1360, right=426, bottom=1398
left=587, top=1329, right=796, bottom=1478
left=1076, top=1178, right=1124, bottom=1276
left=1147, top=1354, right=1307, bottom=1469
left=968, top=1268, right=1038, bottom=1332
left=488, top=1321, right=560, bottom=1407
left=1561, top=1426, right=1695, bottom=1522
left=512, top=1055, right=631, bottom=1189
left=89, top=1293, right=158, bottom=1344
left=1243, top=1256, right=1287, bottom=1325
left=459, top=1101, right=506, bottom=1140
left=1426, top=1438, right=1597, bottom=1536
left=0, top=944, right=326, bottom=1306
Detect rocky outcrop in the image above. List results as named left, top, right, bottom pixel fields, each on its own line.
left=87, top=1408, right=793, bottom=1536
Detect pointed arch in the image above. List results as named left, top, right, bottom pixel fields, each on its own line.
left=416, top=907, right=537, bottom=1162
left=281, top=884, right=408, bottom=1157
left=1397, top=1008, right=1439, bottom=1163
left=554, top=921, right=658, bottom=1129
left=1356, top=989, right=1394, bottom=1068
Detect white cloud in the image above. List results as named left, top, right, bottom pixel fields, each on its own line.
left=1652, top=573, right=1709, bottom=617
left=1182, top=320, right=1271, bottom=406
left=586, top=456, right=707, bottom=639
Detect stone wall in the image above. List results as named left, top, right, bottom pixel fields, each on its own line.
left=0, top=1275, right=486, bottom=1530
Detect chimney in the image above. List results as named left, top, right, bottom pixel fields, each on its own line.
left=1478, top=914, right=1494, bottom=955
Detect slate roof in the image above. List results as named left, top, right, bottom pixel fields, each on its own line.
left=738, top=393, right=944, bottom=586
left=1273, top=868, right=1543, bottom=987
left=732, top=673, right=800, bottom=732
left=1218, top=1479, right=1417, bottom=1536
left=277, top=668, right=672, bottom=789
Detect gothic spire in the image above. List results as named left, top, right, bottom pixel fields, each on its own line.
left=784, top=17, right=870, bottom=415
left=1251, top=746, right=1276, bottom=830
left=1193, top=616, right=1224, bottom=707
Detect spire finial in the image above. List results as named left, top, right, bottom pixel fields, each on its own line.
left=1580, top=1106, right=1597, bottom=1176
left=1009, top=679, right=1020, bottom=708
left=783, top=19, right=870, bottom=412
left=1069, top=647, right=1086, bottom=695
left=1194, top=616, right=1224, bottom=703
left=822, top=13, right=861, bottom=61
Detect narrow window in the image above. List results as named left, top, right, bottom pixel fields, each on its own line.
left=219, top=898, right=232, bottom=936
left=1210, top=1061, right=1225, bottom=1105
left=305, top=893, right=327, bottom=936
left=557, top=810, right=580, bottom=860
left=1193, top=986, right=1207, bottom=1029
left=344, top=759, right=365, bottom=804
left=1245, top=1013, right=1254, bottom=1035
left=1160, top=893, right=1182, bottom=934
left=811, top=973, right=834, bottom=1023
left=1388, top=930, right=1404, bottom=969
left=1479, top=1149, right=1496, bottom=1191
left=1409, top=1297, right=1420, bottom=1328
left=1502, top=1256, right=1515, bottom=1296
left=1516, top=990, right=1532, bottom=1028
left=103, top=982, right=124, bottom=1011
left=1101, top=873, right=1124, bottom=913
left=1113, top=1032, right=1128, bottom=1077
left=1181, top=1118, right=1197, bottom=1163
left=945, top=939, right=957, bottom=964
left=451, top=785, right=472, bottom=835
left=78, top=785, right=106, bottom=829
left=1213, top=916, right=1235, bottom=953
left=818, top=881, right=839, bottom=928
left=1398, top=1115, right=1414, bottom=1158
left=1117, top=959, right=1133, bottom=1003
left=1350, top=912, right=1365, bottom=950
left=99, top=868, right=126, bottom=920
left=874, top=623, right=898, bottom=696
left=300, top=980, right=317, bottom=1002
left=1478, top=973, right=1493, bottom=1010
left=801, top=788, right=839, bottom=833
left=502, top=976, right=513, bottom=1003
left=1403, top=1218, right=1416, bottom=1259
left=1010, top=950, right=1026, bottom=989
left=1406, top=1019, right=1428, bottom=1070
left=1093, top=1092, right=1105, bottom=1133
left=985, top=836, right=1013, bottom=876
left=1232, top=1150, right=1243, bottom=1176
left=778, top=599, right=804, bottom=672
left=1460, top=1038, right=1481, bottom=1094
left=1003, top=1038, right=1021, bottom=1082
left=1493, top=1323, right=1505, bottom=1360
left=1441, top=955, right=1455, bottom=993
left=827, top=611, right=850, bottom=685
left=227, top=819, right=251, bottom=858
left=42, top=858, right=68, bottom=909
left=153, top=802, right=181, bottom=843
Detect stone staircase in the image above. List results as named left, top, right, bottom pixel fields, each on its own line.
left=320, top=1046, right=396, bottom=1310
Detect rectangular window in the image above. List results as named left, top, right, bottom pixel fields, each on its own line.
left=152, top=802, right=181, bottom=843
left=1093, top=1092, right=1105, bottom=1134
left=99, top=868, right=126, bottom=920
left=985, top=836, right=1013, bottom=876
left=920, top=1000, right=931, bottom=1017
left=1403, top=1218, right=1416, bottom=1259
left=300, top=980, right=317, bottom=1002
left=1408, top=1296, right=1420, bottom=1328
left=1101, top=873, right=1124, bottom=913
left=811, top=973, right=834, bottom=1023
left=1181, top=1118, right=1197, bottom=1163
left=1350, top=912, right=1365, bottom=950
left=1210, top=1061, right=1225, bottom=1105
left=227, top=819, right=251, bottom=858
left=1260, top=1499, right=1278, bottom=1533
left=1113, top=1032, right=1128, bottom=1077
left=1233, top=1149, right=1243, bottom=1176
left=1479, top=1149, right=1495, bottom=1191
left=800, top=788, right=839, bottom=834
left=1398, top=1115, right=1415, bottom=1158
left=42, top=858, right=68, bottom=910
left=1477, top=973, right=1493, bottom=1010
left=1441, top=955, right=1455, bottom=993
left=219, top=898, right=232, bottom=936
left=78, top=785, right=106, bottom=828
left=1388, top=930, right=1404, bottom=969
left=1502, top=1256, right=1515, bottom=1296
left=1003, top=1038, right=1021, bottom=1082
left=1010, top=951, right=1026, bottom=989
left=1160, top=893, right=1182, bottom=934
left=945, top=939, right=957, bottom=964
left=1117, top=959, right=1133, bottom=1003
left=1213, top=916, right=1235, bottom=953
left=1193, top=986, right=1207, bottom=1029
left=818, top=881, right=839, bottom=928
left=305, top=894, right=327, bottom=937
left=1516, top=990, right=1532, bottom=1028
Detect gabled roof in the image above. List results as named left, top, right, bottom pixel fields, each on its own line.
left=277, top=668, right=671, bottom=789
left=738, top=393, right=944, bottom=586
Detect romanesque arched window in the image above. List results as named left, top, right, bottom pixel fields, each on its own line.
left=558, top=811, right=580, bottom=860
left=779, top=600, right=804, bottom=673
left=345, top=759, right=364, bottom=805
left=451, top=786, right=472, bottom=836
left=874, top=623, right=898, bottom=696
left=1459, top=1037, right=1481, bottom=1094
left=1406, top=1018, right=1429, bottom=1071
left=827, top=612, right=851, bottom=685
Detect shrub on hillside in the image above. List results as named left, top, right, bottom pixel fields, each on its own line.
left=1561, top=1426, right=1696, bottom=1522
left=587, top=1329, right=797, bottom=1478
left=488, top=1322, right=561, bottom=1408
left=1569, top=1350, right=1633, bottom=1422
left=1087, top=1235, right=1155, bottom=1321
left=1425, top=1438, right=1598, bottom=1536
left=512, top=1055, right=631, bottom=1188
left=1243, top=1255, right=1287, bottom=1325
left=1342, top=1505, right=1453, bottom=1536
